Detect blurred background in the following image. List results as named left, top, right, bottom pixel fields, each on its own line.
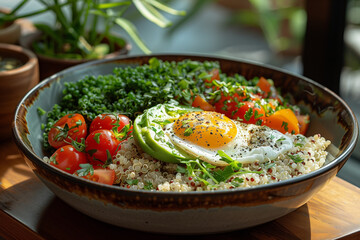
left=2, top=0, right=360, bottom=186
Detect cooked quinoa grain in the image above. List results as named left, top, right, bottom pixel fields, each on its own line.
left=107, top=134, right=331, bottom=192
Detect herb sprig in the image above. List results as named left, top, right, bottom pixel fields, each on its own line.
left=179, top=151, right=262, bottom=189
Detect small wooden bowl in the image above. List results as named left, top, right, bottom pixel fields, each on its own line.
left=0, top=43, right=39, bottom=140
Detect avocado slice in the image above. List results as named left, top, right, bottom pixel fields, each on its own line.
left=133, top=103, right=201, bottom=163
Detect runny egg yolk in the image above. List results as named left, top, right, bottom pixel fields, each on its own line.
left=172, top=111, right=237, bottom=149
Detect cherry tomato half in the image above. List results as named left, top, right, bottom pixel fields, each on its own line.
left=192, top=95, right=215, bottom=111
left=81, top=167, right=116, bottom=185
left=232, top=101, right=266, bottom=125
left=48, top=113, right=87, bottom=149
left=85, top=129, right=121, bottom=166
left=49, top=145, right=88, bottom=174
left=214, top=93, right=244, bottom=117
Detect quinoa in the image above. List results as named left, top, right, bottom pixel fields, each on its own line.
left=108, top=134, right=331, bottom=192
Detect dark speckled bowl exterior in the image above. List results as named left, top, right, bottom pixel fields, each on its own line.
left=13, top=54, right=358, bottom=234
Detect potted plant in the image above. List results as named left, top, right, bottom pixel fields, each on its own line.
left=0, top=7, right=22, bottom=44
left=0, top=43, right=39, bottom=140
left=2, top=0, right=186, bottom=79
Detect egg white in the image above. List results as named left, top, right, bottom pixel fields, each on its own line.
left=164, top=120, right=294, bottom=166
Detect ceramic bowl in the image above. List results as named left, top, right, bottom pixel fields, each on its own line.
left=0, top=43, right=39, bottom=140
left=12, top=54, right=358, bottom=234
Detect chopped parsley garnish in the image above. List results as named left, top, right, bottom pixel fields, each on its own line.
left=281, top=121, right=289, bottom=131
left=288, top=154, right=303, bottom=163
left=94, top=132, right=101, bottom=144
left=77, top=163, right=94, bottom=176
left=144, top=181, right=154, bottom=190
left=126, top=179, right=139, bottom=185
left=244, top=108, right=253, bottom=122
left=230, top=177, right=244, bottom=187
left=49, top=154, right=58, bottom=165
left=184, top=127, right=193, bottom=136
left=254, top=110, right=263, bottom=120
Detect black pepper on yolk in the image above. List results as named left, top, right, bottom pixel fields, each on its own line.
left=172, top=111, right=237, bottom=149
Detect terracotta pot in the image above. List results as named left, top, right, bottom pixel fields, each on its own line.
left=20, top=31, right=131, bottom=80
left=0, top=43, right=39, bottom=140
left=0, top=21, right=21, bottom=44
left=0, top=9, right=21, bottom=44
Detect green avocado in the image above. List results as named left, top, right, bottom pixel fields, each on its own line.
left=133, top=102, right=201, bottom=163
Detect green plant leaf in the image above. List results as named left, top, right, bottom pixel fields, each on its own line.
left=133, top=0, right=171, bottom=28
left=34, top=23, right=63, bottom=48
left=114, top=17, right=151, bottom=54
left=90, top=9, right=108, bottom=18
left=97, top=1, right=132, bottom=9
left=10, top=0, right=28, bottom=16
left=147, top=0, right=186, bottom=16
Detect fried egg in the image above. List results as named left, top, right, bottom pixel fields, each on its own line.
left=164, top=111, right=293, bottom=166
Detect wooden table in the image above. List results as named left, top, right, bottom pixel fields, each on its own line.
left=1, top=139, right=360, bottom=240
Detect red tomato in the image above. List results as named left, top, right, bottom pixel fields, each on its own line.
left=256, top=77, right=272, bottom=96
left=192, top=95, right=215, bottom=111
left=214, top=93, right=242, bottom=116
left=85, top=129, right=120, bottom=165
left=48, top=113, right=87, bottom=149
left=82, top=167, right=116, bottom=185
left=49, top=145, right=88, bottom=174
left=89, top=114, right=131, bottom=133
left=204, top=68, right=220, bottom=83
left=232, top=101, right=266, bottom=125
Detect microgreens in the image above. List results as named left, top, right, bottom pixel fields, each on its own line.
left=179, top=151, right=262, bottom=187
